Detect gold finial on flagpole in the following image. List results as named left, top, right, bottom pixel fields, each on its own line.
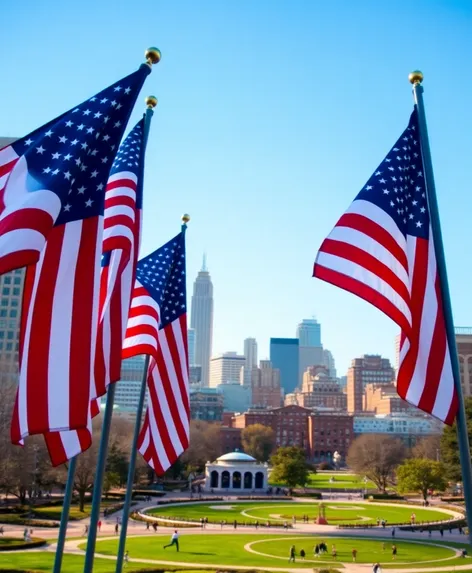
left=145, top=96, right=158, bottom=109
left=409, top=70, right=424, bottom=85
left=145, top=47, right=161, bottom=65
left=182, top=214, right=191, bottom=224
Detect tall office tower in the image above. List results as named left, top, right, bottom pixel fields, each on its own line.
left=0, top=269, right=24, bottom=385
left=187, top=328, right=196, bottom=366
left=346, top=354, right=395, bottom=414
left=209, top=352, right=246, bottom=388
left=251, top=359, right=281, bottom=408
left=270, top=338, right=299, bottom=394
left=242, top=337, right=258, bottom=386
left=190, top=256, right=214, bottom=386
left=296, top=318, right=321, bottom=347
left=110, top=355, right=148, bottom=416
left=323, top=349, right=337, bottom=378
left=394, top=334, right=401, bottom=375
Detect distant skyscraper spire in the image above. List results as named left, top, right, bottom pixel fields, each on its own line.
left=202, top=252, right=208, bottom=272
left=190, top=261, right=213, bottom=386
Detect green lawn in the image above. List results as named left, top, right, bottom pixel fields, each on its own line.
left=33, top=500, right=117, bottom=520
left=147, top=501, right=450, bottom=526
left=91, top=533, right=466, bottom=568
left=306, top=472, right=376, bottom=490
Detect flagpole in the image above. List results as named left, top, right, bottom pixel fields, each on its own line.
left=115, top=215, right=189, bottom=573
left=52, top=456, right=77, bottom=573
left=410, top=70, right=472, bottom=546
left=114, top=354, right=149, bottom=573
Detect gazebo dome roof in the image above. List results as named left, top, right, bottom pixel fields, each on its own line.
left=216, top=450, right=256, bottom=463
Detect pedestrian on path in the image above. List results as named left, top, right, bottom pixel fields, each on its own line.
left=97, top=520, right=102, bottom=532
left=288, top=545, right=296, bottom=563
left=163, top=530, right=180, bottom=552
left=115, top=523, right=119, bottom=535
left=373, top=563, right=382, bottom=573
left=391, top=527, right=395, bottom=538
left=352, top=548, right=358, bottom=562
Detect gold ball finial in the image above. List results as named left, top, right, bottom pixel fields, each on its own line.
left=181, top=213, right=191, bottom=224
left=409, top=70, right=424, bottom=85
left=145, top=95, right=158, bottom=109
left=145, top=47, right=161, bottom=65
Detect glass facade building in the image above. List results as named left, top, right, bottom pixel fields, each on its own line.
left=270, top=338, right=299, bottom=394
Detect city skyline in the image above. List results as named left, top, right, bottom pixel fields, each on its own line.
left=3, top=2, right=472, bottom=376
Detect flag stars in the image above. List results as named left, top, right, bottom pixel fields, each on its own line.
left=85, top=198, right=94, bottom=207
left=24, top=138, right=33, bottom=146
left=83, top=109, right=91, bottom=116
left=52, top=152, right=61, bottom=159
left=36, top=146, right=45, bottom=154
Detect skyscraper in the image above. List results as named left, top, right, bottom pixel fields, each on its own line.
left=243, top=337, right=258, bottom=386
left=190, top=256, right=214, bottom=386
left=270, top=338, right=299, bottom=394
left=251, top=360, right=281, bottom=408
left=347, top=354, right=395, bottom=413
left=296, top=318, right=321, bottom=347
left=187, top=328, right=196, bottom=366
left=112, top=355, right=148, bottom=415
left=0, top=269, right=24, bottom=385
left=209, top=352, right=245, bottom=388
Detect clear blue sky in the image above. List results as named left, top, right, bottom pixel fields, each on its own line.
left=2, top=0, right=472, bottom=375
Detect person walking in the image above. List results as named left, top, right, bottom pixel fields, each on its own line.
left=97, top=520, right=102, bottom=533
left=124, top=550, right=129, bottom=566
left=164, top=530, right=180, bottom=552
left=332, top=545, right=337, bottom=561
left=300, top=549, right=305, bottom=560
left=392, top=527, right=395, bottom=538
left=352, top=548, right=358, bottom=562
left=289, top=545, right=296, bottom=563
left=392, top=544, right=397, bottom=560
left=373, top=563, right=382, bottom=573
left=314, top=544, right=320, bottom=558
left=115, top=523, right=119, bottom=535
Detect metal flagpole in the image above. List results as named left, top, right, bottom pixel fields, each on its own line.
left=115, top=354, right=150, bottom=573
left=115, top=215, right=189, bottom=573
left=410, top=70, right=472, bottom=546
left=53, top=455, right=77, bottom=573
left=83, top=383, right=116, bottom=573
left=82, top=47, right=160, bottom=573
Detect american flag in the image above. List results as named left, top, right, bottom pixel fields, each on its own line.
left=313, top=108, right=458, bottom=425
left=123, top=231, right=190, bottom=474
left=9, top=66, right=151, bottom=451
left=43, top=119, right=147, bottom=465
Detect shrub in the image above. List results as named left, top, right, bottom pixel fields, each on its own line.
left=317, top=462, right=334, bottom=470
left=364, top=493, right=404, bottom=500
left=0, top=537, right=47, bottom=551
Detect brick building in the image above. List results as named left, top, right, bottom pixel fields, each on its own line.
left=287, top=366, right=347, bottom=410
left=363, top=383, right=413, bottom=415
left=220, top=426, right=242, bottom=453
left=231, top=404, right=352, bottom=461
left=251, top=360, right=282, bottom=409
left=308, top=412, right=354, bottom=462
left=347, top=354, right=395, bottom=413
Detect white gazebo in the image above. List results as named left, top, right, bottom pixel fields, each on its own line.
left=204, top=450, right=268, bottom=492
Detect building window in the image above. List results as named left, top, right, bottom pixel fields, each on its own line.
left=9, top=310, right=17, bottom=318
left=12, top=288, right=20, bottom=296
left=2, top=287, right=9, bottom=295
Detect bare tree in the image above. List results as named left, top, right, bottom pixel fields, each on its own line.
left=180, top=420, right=222, bottom=470
left=412, top=435, right=442, bottom=461
left=347, top=434, right=406, bottom=493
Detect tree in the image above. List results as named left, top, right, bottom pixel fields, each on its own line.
left=396, top=458, right=447, bottom=501
left=412, top=435, right=441, bottom=461
left=180, top=421, right=222, bottom=471
left=241, top=424, right=275, bottom=462
left=440, top=397, right=472, bottom=482
left=270, top=446, right=308, bottom=488
left=347, top=434, right=406, bottom=493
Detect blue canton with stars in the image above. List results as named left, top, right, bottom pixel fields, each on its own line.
left=10, top=64, right=150, bottom=227
left=355, top=109, right=429, bottom=240
left=136, top=231, right=187, bottom=329
left=109, top=117, right=144, bottom=210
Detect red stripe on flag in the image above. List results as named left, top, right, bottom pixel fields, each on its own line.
left=68, top=218, right=99, bottom=430
left=313, top=264, right=412, bottom=335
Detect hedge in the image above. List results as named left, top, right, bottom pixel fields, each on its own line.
left=363, top=493, right=404, bottom=500
left=0, top=537, right=47, bottom=552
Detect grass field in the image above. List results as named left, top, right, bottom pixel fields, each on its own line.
left=147, top=501, right=450, bottom=526
left=91, top=533, right=469, bottom=568
left=306, top=472, right=376, bottom=490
